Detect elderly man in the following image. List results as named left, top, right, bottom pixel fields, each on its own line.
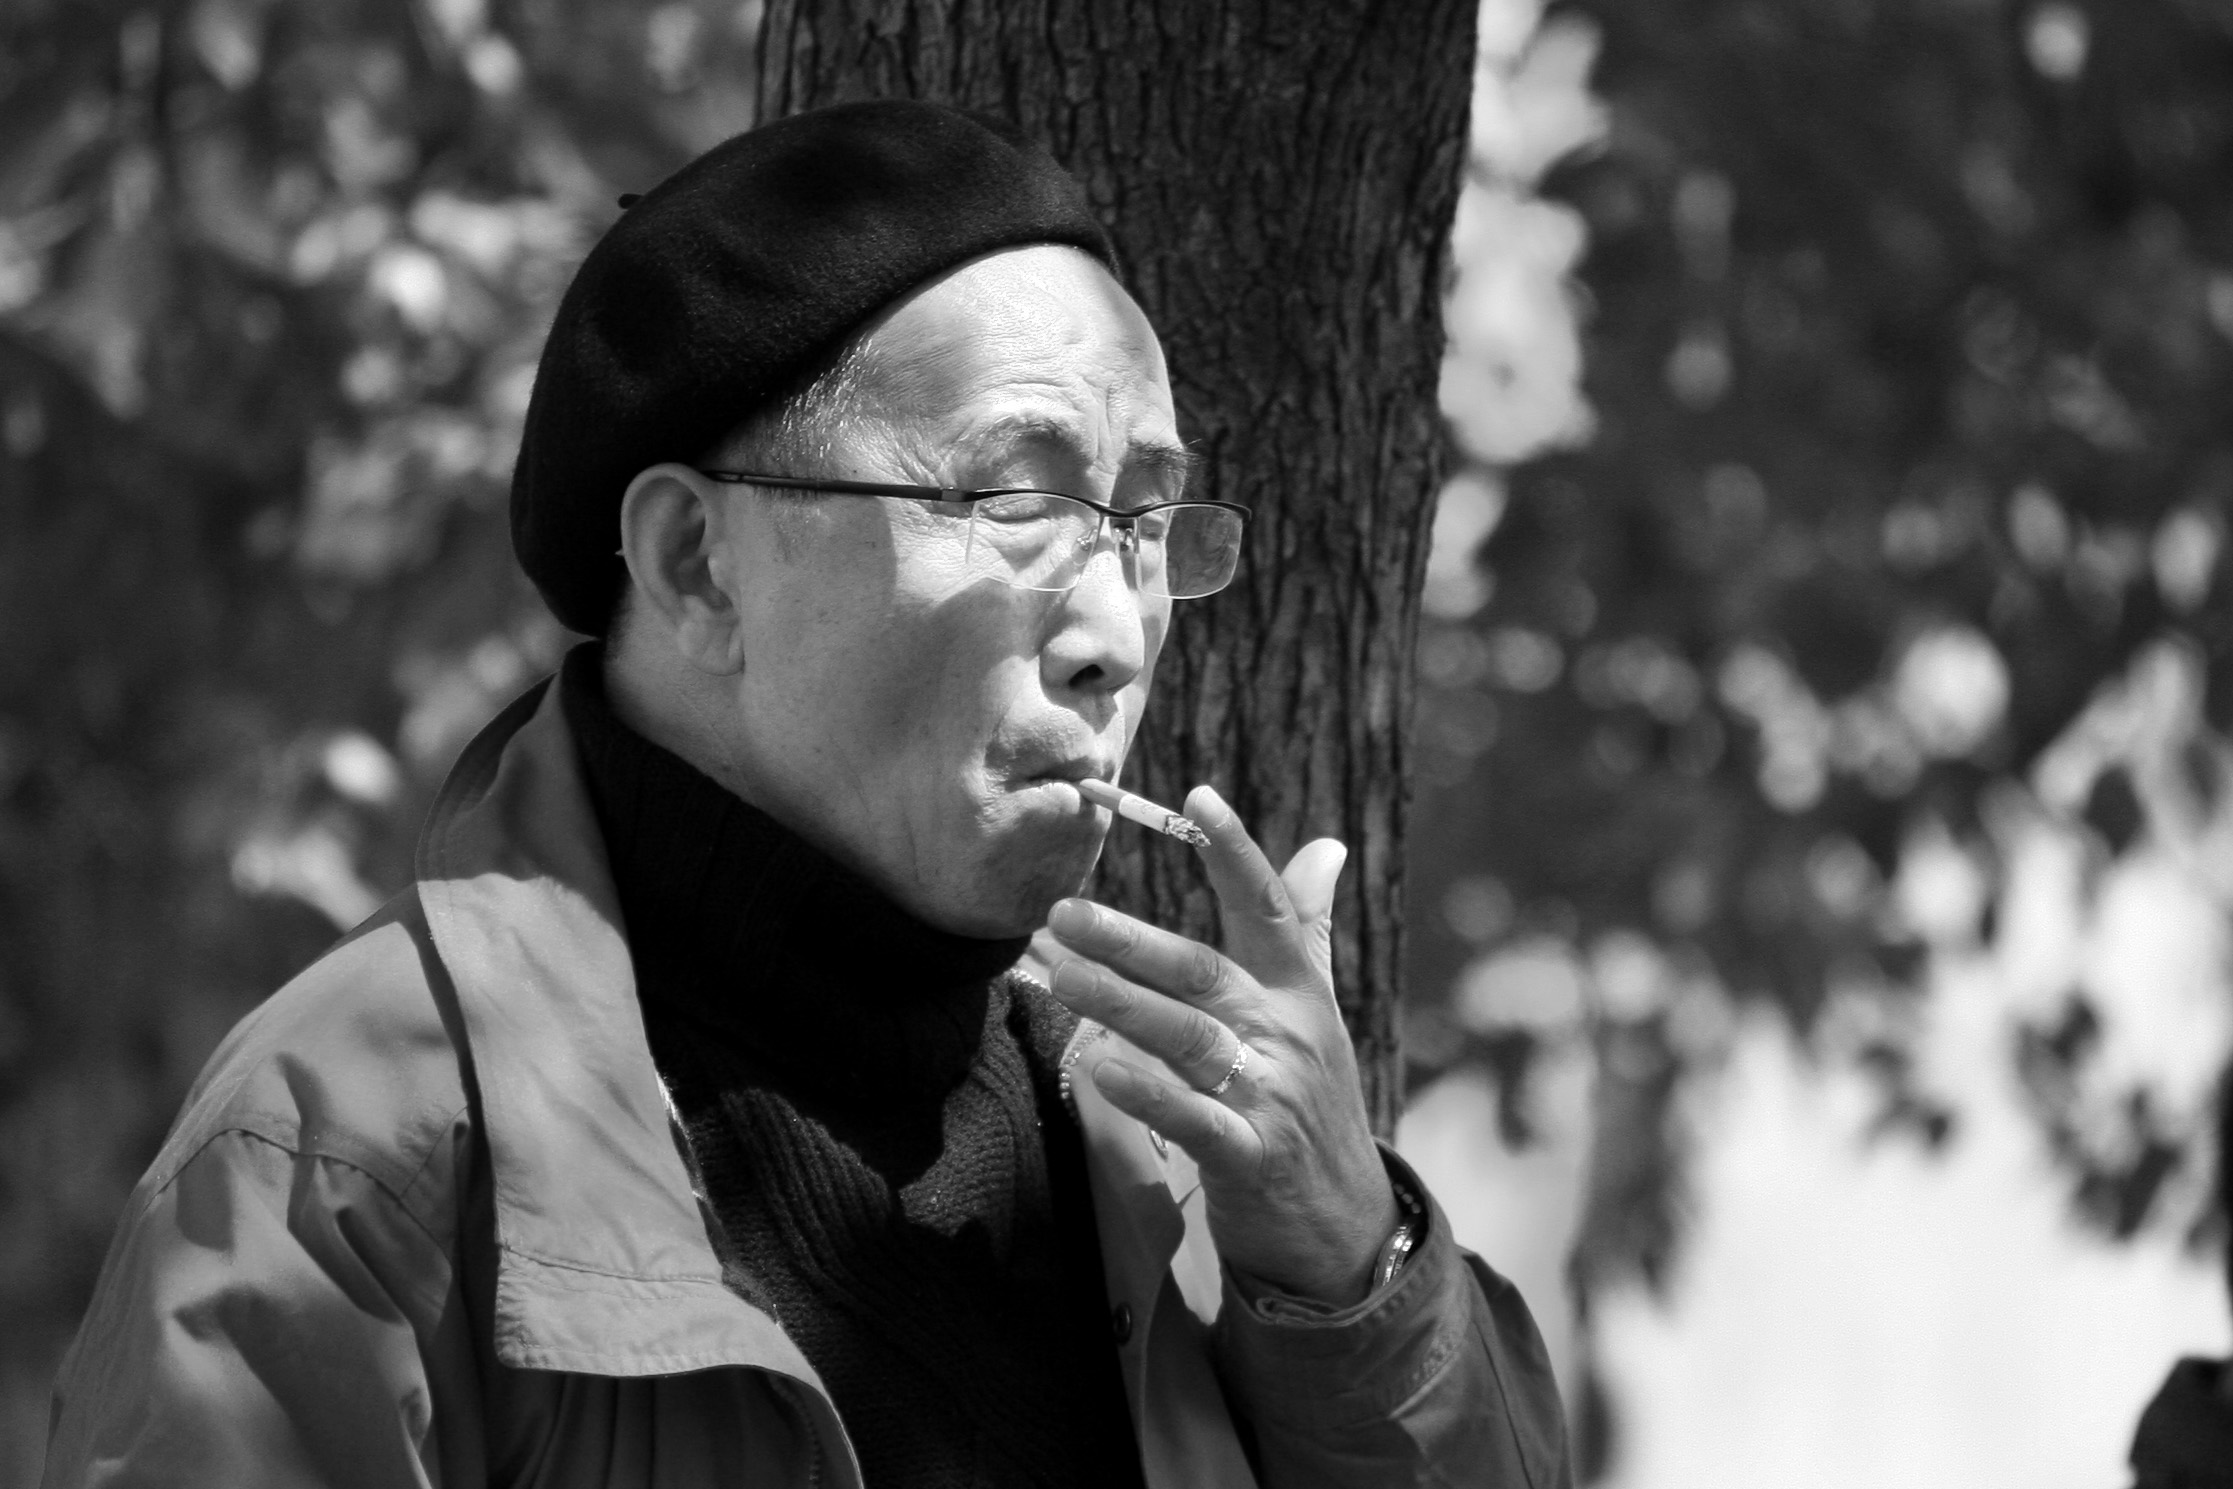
left=44, top=102, right=1567, bottom=1488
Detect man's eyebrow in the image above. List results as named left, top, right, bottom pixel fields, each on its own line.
left=1127, top=440, right=1206, bottom=488
left=960, top=414, right=1204, bottom=491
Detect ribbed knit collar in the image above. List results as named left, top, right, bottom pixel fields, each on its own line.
left=558, top=643, right=1032, bottom=1116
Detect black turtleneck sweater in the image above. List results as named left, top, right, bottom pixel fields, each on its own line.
left=560, top=647, right=1145, bottom=1489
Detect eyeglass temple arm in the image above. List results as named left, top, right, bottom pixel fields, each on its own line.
left=700, top=471, right=974, bottom=503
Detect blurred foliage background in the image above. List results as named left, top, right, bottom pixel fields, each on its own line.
left=2, top=0, right=2231, bottom=1482
left=1407, top=0, right=2233, bottom=1472
left=1417, top=0, right=2233, bottom=1229
left=0, top=0, right=756, bottom=1469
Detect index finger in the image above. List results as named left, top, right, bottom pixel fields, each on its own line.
left=1182, top=784, right=1320, bottom=988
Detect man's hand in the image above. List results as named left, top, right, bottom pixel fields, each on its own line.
left=1044, top=785, right=1400, bottom=1307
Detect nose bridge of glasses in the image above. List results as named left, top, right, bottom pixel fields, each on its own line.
left=1056, top=502, right=1154, bottom=599
left=1081, top=509, right=1131, bottom=575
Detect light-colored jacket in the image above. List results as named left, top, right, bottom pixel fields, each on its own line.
left=42, top=678, right=1569, bottom=1489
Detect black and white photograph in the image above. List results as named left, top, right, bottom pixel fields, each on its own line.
left=2, top=2, right=2229, bottom=1486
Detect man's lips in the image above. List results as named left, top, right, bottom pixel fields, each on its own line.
left=1009, top=749, right=1115, bottom=783
left=991, top=736, right=1120, bottom=792
left=1017, top=761, right=1118, bottom=796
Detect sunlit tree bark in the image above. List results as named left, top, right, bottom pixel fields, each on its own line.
left=758, top=0, right=1477, bottom=1133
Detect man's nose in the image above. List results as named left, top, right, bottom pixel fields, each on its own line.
left=1042, top=536, right=1149, bottom=697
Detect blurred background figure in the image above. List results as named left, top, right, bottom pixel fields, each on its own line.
left=2123, top=1076, right=2233, bottom=1489
left=1, top=0, right=2229, bottom=1485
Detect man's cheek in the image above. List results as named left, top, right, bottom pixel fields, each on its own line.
left=858, top=633, right=962, bottom=741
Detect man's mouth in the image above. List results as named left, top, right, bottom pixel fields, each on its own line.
left=1014, top=765, right=1119, bottom=814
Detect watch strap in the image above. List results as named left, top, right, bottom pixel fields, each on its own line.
left=1371, top=1168, right=1430, bottom=1293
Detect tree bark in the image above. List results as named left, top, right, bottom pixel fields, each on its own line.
left=756, top=1, right=1475, bottom=1136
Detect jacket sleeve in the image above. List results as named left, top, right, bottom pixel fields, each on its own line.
left=42, top=1126, right=480, bottom=1489
left=2127, top=1357, right=2233, bottom=1489
left=1211, top=1147, right=1572, bottom=1489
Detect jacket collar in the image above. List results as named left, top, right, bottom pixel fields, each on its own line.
left=413, top=677, right=1199, bottom=1422
left=416, top=679, right=817, bottom=1348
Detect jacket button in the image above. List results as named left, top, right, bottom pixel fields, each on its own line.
left=1110, top=1302, right=1134, bottom=1344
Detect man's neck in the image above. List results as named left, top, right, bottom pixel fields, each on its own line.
left=602, top=627, right=754, bottom=803
left=599, top=626, right=1006, bottom=947
left=559, top=642, right=1032, bottom=1112
left=603, top=622, right=874, bottom=888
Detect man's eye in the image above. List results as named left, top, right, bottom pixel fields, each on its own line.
left=978, top=493, right=1064, bottom=522
left=1119, top=483, right=1186, bottom=512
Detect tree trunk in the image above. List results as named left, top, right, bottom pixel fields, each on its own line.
left=756, top=2, right=1475, bottom=1136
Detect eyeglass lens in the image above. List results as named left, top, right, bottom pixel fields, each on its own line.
left=962, top=492, right=1244, bottom=599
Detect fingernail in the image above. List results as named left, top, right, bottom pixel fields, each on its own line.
left=1092, top=1058, right=1139, bottom=1093
left=1049, top=899, right=1092, bottom=936
left=1049, top=959, right=1092, bottom=1000
left=1190, top=785, right=1233, bottom=828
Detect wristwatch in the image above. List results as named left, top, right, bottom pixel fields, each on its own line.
left=1371, top=1171, right=1429, bottom=1292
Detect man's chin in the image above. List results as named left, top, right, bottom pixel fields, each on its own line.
left=938, top=826, right=1106, bottom=939
left=916, top=882, right=1081, bottom=941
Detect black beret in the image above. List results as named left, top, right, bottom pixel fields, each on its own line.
left=511, top=99, right=1118, bottom=635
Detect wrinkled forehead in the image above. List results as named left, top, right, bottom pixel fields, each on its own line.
left=854, top=244, right=1179, bottom=462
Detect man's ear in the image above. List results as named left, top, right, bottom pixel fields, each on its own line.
left=616, top=464, right=748, bottom=675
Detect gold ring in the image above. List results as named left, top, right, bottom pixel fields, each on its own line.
left=1206, top=1041, right=1251, bottom=1097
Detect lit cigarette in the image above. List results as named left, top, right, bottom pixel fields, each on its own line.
left=1075, top=777, right=1210, bottom=849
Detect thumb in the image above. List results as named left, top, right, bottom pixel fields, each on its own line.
left=1281, top=838, right=1348, bottom=920
left=1280, top=838, right=1347, bottom=982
